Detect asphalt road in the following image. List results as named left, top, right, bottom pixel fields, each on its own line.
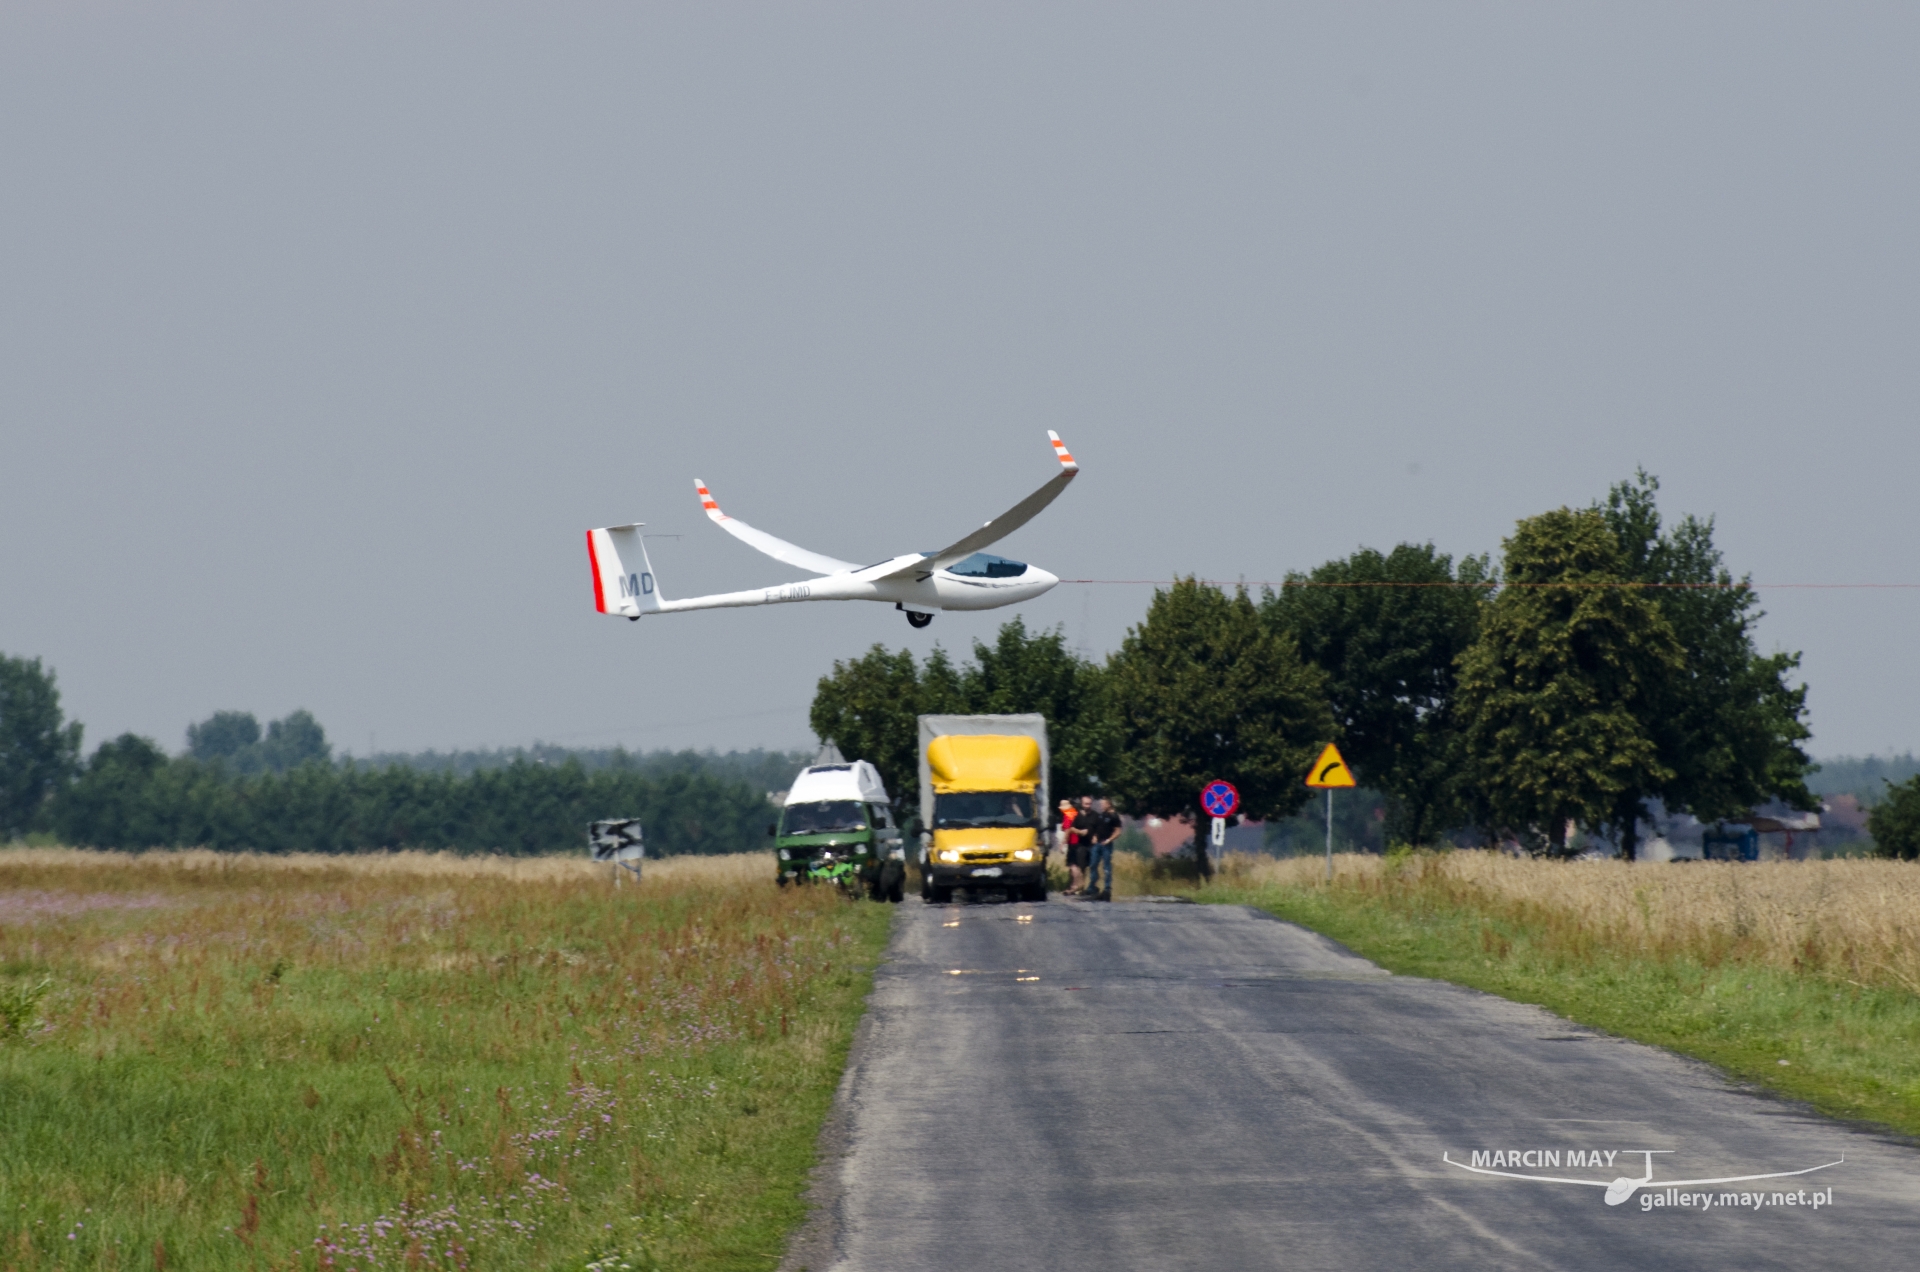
left=787, top=895, right=1920, bottom=1271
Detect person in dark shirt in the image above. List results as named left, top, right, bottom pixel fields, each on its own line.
left=1081, top=798, right=1121, bottom=900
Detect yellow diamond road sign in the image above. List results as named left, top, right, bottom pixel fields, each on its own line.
left=1305, top=743, right=1356, bottom=789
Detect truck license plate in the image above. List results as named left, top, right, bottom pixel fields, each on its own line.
left=969, top=866, right=1003, bottom=877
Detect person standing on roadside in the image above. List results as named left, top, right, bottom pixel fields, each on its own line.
left=1066, top=795, right=1093, bottom=894
left=1082, top=797, right=1121, bottom=901
left=1055, top=798, right=1081, bottom=894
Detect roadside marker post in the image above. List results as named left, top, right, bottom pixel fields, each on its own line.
left=590, top=818, right=646, bottom=887
left=1303, top=744, right=1355, bottom=880
left=1201, top=781, right=1239, bottom=860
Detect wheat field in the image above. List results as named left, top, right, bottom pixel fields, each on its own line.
left=0, top=846, right=775, bottom=886
left=1210, top=850, right=1920, bottom=995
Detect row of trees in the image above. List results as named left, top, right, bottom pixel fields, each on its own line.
left=186, top=708, right=332, bottom=774
left=0, top=472, right=1829, bottom=862
left=811, top=474, right=1817, bottom=868
left=348, top=742, right=809, bottom=793
left=0, top=675, right=783, bottom=854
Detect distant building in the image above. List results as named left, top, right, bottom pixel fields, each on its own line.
left=1127, top=814, right=1266, bottom=856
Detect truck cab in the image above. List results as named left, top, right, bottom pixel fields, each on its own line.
left=918, top=715, right=1050, bottom=903
left=773, top=760, right=906, bottom=901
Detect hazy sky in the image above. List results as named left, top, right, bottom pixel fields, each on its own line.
left=4, top=3, right=1916, bottom=760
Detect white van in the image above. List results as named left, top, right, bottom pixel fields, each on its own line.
left=772, top=760, right=906, bottom=900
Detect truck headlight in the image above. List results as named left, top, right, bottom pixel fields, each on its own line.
left=777, top=849, right=790, bottom=861
left=938, top=849, right=960, bottom=863
left=1013, top=848, right=1035, bottom=861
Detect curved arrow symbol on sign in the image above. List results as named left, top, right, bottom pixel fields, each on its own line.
left=1305, top=742, right=1356, bottom=789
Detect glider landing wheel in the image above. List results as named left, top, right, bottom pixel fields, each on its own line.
left=904, top=609, right=934, bottom=629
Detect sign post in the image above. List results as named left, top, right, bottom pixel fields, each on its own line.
left=590, top=818, right=645, bottom=886
left=1201, top=780, right=1240, bottom=862
left=1303, top=744, right=1355, bottom=880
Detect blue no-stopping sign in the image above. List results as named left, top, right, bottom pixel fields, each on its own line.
left=1202, top=780, right=1240, bottom=818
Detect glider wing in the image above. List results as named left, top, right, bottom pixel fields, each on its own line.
left=695, top=480, right=859, bottom=576
left=878, top=431, right=1079, bottom=579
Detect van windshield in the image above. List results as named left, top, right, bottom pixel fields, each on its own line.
left=934, top=791, right=1036, bottom=830
left=781, top=801, right=867, bottom=836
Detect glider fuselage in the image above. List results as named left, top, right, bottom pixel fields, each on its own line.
left=649, top=559, right=1061, bottom=615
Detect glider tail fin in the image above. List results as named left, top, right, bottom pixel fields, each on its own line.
left=586, top=524, right=664, bottom=617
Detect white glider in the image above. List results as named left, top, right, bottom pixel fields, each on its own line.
left=586, top=431, right=1079, bottom=628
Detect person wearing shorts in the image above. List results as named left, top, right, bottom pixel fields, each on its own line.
left=1062, top=797, right=1089, bottom=893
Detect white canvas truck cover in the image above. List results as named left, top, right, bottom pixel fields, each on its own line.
left=916, top=714, right=1050, bottom=832
left=786, top=760, right=891, bottom=807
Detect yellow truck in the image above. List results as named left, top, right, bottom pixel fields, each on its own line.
left=917, top=714, right=1050, bottom=903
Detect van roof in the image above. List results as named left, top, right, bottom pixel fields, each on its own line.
left=786, top=759, right=890, bottom=806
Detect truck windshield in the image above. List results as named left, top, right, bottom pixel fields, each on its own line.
left=782, top=801, right=867, bottom=835
left=933, top=791, right=1036, bottom=829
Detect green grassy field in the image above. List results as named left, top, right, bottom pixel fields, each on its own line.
left=0, top=849, right=893, bottom=1272
left=1196, top=851, right=1920, bottom=1140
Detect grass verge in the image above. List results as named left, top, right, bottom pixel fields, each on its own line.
left=1194, top=851, right=1920, bottom=1140
left=0, top=849, right=893, bottom=1272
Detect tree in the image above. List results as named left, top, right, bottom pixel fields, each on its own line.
left=260, top=710, right=332, bottom=771
left=956, top=617, right=1115, bottom=799
left=1597, top=472, right=1813, bottom=855
left=0, top=654, right=84, bottom=838
left=808, top=622, right=1114, bottom=819
left=1105, top=580, right=1334, bottom=876
left=1454, top=508, right=1682, bottom=855
left=1868, top=776, right=1920, bottom=861
left=51, top=734, right=176, bottom=849
left=809, top=644, right=928, bottom=812
left=1262, top=544, right=1490, bottom=846
left=187, top=711, right=262, bottom=765
left=186, top=709, right=333, bottom=775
